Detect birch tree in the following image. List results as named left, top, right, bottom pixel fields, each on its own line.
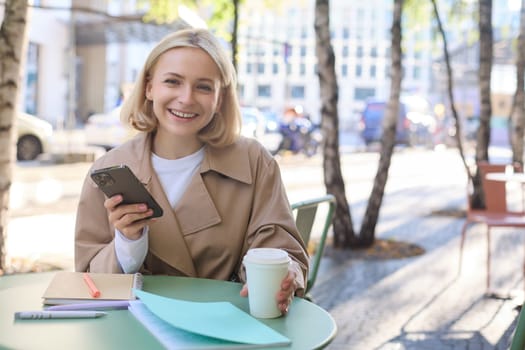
left=511, top=0, right=525, bottom=166
left=314, top=0, right=404, bottom=248
left=314, top=0, right=356, bottom=247
left=0, top=0, right=28, bottom=273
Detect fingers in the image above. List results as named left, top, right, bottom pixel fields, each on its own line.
left=104, top=194, right=123, bottom=211
left=104, top=195, right=154, bottom=240
left=239, top=284, right=248, bottom=297
left=277, top=271, right=297, bottom=315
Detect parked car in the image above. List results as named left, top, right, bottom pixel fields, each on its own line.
left=240, top=107, right=266, bottom=140
left=241, top=107, right=282, bottom=154
left=84, top=107, right=137, bottom=150
left=16, top=112, right=53, bottom=161
left=359, top=100, right=411, bottom=146
left=359, top=98, right=436, bottom=147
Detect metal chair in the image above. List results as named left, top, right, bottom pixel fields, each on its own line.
left=459, top=162, right=525, bottom=291
left=510, top=304, right=525, bottom=350
left=291, top=194, right=336, bottom=299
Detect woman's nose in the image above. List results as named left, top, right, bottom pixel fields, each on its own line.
left=178, top=85, right=194, bottom=104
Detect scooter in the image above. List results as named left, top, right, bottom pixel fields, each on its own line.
left=277, top=117, right=322, bottom=157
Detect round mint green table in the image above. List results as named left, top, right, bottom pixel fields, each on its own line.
left=0, top=272, right=337, bottom=350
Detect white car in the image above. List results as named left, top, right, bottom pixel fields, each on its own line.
left=85, top=106, right=283, bottom=154
left=16, top=112, right=53, bottom=161
left=84, top=107, right=137, bottom=150
left=241, top=107, right=282, bottom=154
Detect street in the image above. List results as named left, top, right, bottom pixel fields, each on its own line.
left=6, top=146, right=470, bottom=272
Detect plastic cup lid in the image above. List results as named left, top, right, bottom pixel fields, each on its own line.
left=243, top=248, right=291, bottom=265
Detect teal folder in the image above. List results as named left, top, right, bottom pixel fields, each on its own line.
left=130, top=289, right=291, bottom=349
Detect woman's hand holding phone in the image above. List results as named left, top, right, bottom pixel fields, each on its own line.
left=104, top=194, right=155, bottom=240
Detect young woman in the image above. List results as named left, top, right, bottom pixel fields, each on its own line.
left=75, top=28, right=308, bottom=314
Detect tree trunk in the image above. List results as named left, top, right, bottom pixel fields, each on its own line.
left=0, top=0, right=29, bottom=273
left=472, top=0, right=493, bottom=208
left=430, top=0, right=473, bottom=181
left=359, top=0, right=403, bottom=245
left=231, top=0, right=240, bottom=71
left=314, top=0, right=358, bottom=248
left=511, top=0, right=525, bottom=166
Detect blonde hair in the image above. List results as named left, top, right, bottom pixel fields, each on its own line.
left=121, top=28, right=241, bottom=147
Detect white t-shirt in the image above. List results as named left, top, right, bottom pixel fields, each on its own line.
left=114, top=147, right=205, bottom=273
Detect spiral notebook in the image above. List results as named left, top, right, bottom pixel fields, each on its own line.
left=42, top=271, right=143, bottom=305
left=129, top=289, right=291, bottom=349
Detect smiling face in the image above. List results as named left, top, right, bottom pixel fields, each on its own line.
left=145, top=47, right=223, bottom=157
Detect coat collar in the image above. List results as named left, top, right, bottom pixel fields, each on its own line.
left=129, top=132, right=253, bottom=185
left=121, top=132, right=254, bottom=276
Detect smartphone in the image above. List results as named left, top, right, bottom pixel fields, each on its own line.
left=90, top=165, right=163, bottom=218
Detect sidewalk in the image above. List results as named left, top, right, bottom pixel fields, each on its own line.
left=310, top=185, right=523, bottom=349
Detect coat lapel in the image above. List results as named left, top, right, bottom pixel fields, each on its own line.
left=131, top=133, right=198, bottom=277
left=146, top=173, right=197, bottom=277
left=174, top=171, right=221, bottom=235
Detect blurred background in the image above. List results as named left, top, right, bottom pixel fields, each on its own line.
left=8, top=0, right=523, bottom=163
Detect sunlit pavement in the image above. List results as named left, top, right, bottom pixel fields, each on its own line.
left=5, top=131, right=524, bottom=349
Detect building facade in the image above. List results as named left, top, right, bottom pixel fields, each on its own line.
left=5, top=0, right=522, bottom=133
left=236, top=0, right=434, bottom=130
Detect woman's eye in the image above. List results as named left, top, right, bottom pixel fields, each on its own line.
left=165, top=79, right=180, bottom=85
left=197, top=85, right=213, bottom=92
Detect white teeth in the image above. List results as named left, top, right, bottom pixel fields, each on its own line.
left=169, top=109, right=195, bottom=119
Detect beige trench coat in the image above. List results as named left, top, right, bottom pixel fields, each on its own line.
left=74, top=133, right=308, bottom=294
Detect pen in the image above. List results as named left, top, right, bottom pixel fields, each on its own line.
left=14, top=311, right=107, bottom=320
left=83, top=272, right=101, bottom=298
left=46, top=300, right=130, bottom=311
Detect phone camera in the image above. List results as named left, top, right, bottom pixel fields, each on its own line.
left=93, top=173, right=115, bottom=187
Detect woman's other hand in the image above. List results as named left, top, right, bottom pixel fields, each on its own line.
left=239, top=269, right=297, bottom=316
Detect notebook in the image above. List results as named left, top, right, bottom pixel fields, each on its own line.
left=129, top=289, right=291, bottom=349
left=42, top=271, right=143, bottom=305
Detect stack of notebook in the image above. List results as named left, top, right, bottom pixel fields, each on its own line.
left=42, top=271, right=143, bottom=305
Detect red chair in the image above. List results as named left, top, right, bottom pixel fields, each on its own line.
left=459, top=162, right=525, bottom=291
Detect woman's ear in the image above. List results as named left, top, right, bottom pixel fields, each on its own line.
left=216, top=88, right=224, bottom=112
left=145, top=81, right=153, bottom=101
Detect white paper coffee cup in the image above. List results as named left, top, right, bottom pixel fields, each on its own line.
left=243, top=248, right=291, bottom=318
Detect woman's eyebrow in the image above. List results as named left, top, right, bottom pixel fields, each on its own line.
left=162, top=72, right=215, bottom=84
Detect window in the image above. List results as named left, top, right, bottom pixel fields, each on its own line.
left=273, top=63, right=279, bottom=74
left=342, top=45, right=349, bottom=58
left=257, top=85, right=271, bottom=97
left=371, top=47, right=378, bottom=57
left=343, top=27, right=350, bottom=39
left=291, top=85, right=305, bottom=99
left=246, top=63, right=252, bottom=74
left=25, top=43, right=39, bottom=114
left=300, top=63, right=306, bottom=76
left=357, top=46, right=363, bottom=58
left=355, top=64, right=362, bottom=77
left=342, top=64, right=348, bottom=77
left=238, top=84, right=245, bottom=99
left=300, top=45, right=307, bottom=57
left=257, top=63, right=265, bottom=74
left=370, top=65, right=376, bottom=78
left=354, top=87, right=375, bottom=101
